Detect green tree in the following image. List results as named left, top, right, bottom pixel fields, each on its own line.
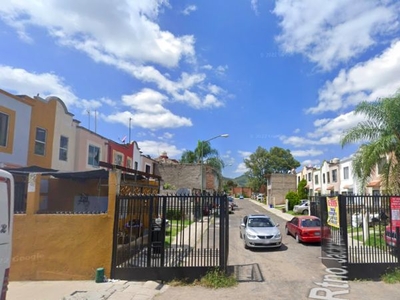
left=244, top=146, right=300, bottom=192
left=297, top=178, right=309, bottom=199
left=244, top=147, right=269, bottom=191
left=180, top=150, right=197, bottom=163
left=341, top=94, right=400, bottom=193
left=285, top=191, right=299, bottom=210
left=180, top=140, right=224, bottom=173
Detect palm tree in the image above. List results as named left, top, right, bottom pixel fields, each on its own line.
left=340, top=93, right=400, bottom=193
left=180, top=141, right=224, bottom=171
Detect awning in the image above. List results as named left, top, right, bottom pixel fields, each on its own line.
left=4, top=165, right=58, bottom=174
left=367, top=180, right=381, bottom=188
left=343, top=185, right=353, bottom=190
left=315, top=187, right=321, bottom=191
left=305, top=184, right=309, bottom=188
left=326, top=185, right=334, bottom=190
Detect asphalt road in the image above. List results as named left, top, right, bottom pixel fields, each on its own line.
left=156, top=198, right=400, bottom=300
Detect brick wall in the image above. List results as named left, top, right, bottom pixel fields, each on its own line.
left=156, top=163, right=201, bottom=190
left=156, top=163, right=221, bottom=193
left=267, top=173, right=297, bottom=205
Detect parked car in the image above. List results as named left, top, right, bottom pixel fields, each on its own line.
left=256, top=194, right=264, bottom=201
left=285, top=216, right=323, bottom=243
left=239, top=214, right=282, bottom=249
left=239, top=195, right=244, bottom=200
left=293, top=201, right=309, bottom=215
left=351, top=212, right=380, bottom=228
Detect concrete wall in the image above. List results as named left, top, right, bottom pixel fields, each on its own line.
left=75, top=127, right=108, bottom=171
left=10, top=171, right=118, bottom=281
left=51, top=97, right=78, bottom=172
left=0, top=90, right=32, bottom=167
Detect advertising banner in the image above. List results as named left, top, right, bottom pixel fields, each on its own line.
left=326, top=196, right=340, bottom=228
left=390, top=196, right=400, bottom=228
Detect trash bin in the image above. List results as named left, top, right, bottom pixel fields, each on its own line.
left=269, top=204, right=273, bottom=208
left=151, top=218, right=163, bottom=254
left=95, top=267, right=104, bottom=283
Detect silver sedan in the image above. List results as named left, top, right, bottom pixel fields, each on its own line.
left=239, top=214, right=282, bottom=249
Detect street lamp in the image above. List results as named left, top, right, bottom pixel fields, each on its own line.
left=200, top=134, right=229, bottom=193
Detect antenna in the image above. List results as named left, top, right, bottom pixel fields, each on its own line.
left=94, top=110, right=97, bottom=133
left=129, top=117, right=132, bottom=144
left=87, top=109, right=90, bottom=130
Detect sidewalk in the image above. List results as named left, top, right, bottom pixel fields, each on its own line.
left=7, top=279, right=168, bottom=300
left=249, top=198, right=294, bottom=222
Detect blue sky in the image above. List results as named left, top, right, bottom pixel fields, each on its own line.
left=1, top=0, right=400, bottom=178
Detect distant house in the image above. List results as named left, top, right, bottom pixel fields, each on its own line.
left=266, top=173, right=297, bottom=205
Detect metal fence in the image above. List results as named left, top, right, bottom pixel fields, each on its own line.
left=312, top=195, right=400, bottom=280
left=111, top=193, right=229, bottom=281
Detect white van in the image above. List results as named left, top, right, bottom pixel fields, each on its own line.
left=0, top=170, right=14, bottom=300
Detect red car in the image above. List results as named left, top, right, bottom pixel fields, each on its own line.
left=285, top=216, right=322, bottom=243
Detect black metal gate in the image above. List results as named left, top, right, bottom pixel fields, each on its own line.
left=314, top=195, right=400, bottom=280
left=111, top=193, right=229, bottom=281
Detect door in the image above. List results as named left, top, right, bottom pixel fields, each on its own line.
left=0, top=170, right=14, bottom=300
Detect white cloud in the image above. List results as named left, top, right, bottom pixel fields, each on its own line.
left=291, top=149, right=324, bottom=157
left=299, top=159, right=320, bottom=168
left=235, top=162, right=248, bottom=174
left=238, top=150, right=252, bottom=158
left=216, top=65, right=228, bottom=75
left=159, top=132, right=174, bottom=140
left=106, top=89, right=193, bottom=129
left=281, top=110, right=366, bottom=148
left=0, top=1, right=226, bottom=111
left=0, top=1, right=195, bottom=68
left=308, top=40, right=400, bottom=114
left=0, top=65, right=78, bottom=106
left=182, top=5, right=197, bottom=16
left=251, top=0, right=259, bottom=15
left=202, top=64, right=213, bottom=70
left=273, top=0, right=400, bottom=70
left=137, top=140, right=182, bottom=158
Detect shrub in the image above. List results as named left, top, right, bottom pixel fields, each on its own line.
left=285, top=191, right=299, bottom=210
left=166, top=209, right=183, bottom=220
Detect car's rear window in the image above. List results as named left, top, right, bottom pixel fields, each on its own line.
left=248, top=218, right=273, bottom=227
left=301, top=219, right=320, bottom=227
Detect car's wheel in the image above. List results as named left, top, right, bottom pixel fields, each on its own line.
left=303, top=209, right=309, bottom=215
left=240, top=232, right=242, bottom=239
left=285, top=226, right=290, bottom=235
left=295, top=234, right=300, bottom=243
left=244, top=241, right=249, bottom=249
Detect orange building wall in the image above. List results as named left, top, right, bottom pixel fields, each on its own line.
left=27, top=98, right=57, bottom=168
left=10, top=171, right=117, bottom=281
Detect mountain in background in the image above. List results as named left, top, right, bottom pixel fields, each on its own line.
left=223, top=174, right=248, bottom=187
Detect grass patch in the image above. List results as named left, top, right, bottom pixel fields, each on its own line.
left=348, top=225, right=387, bottom=248
left=165, top=219, right=192, bottom=246
left=382, top=268, right=400, bottom=284
left=167, top=268, right=237, bottom=289
left=198, top=268, right=238, bottom=288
